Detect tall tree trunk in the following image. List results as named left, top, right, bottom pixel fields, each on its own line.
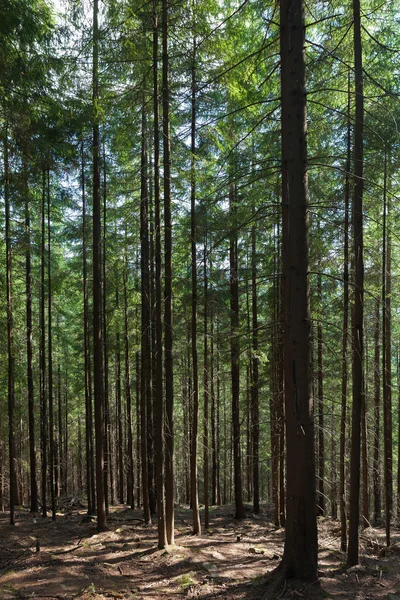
left=230, top=180, right=244, bottom=520
left=190, top=47, right=201, bottom=536
left=203, top=235, right=209, bottom=530
left=24, top=151, right=38, bottom=513
left=347, top=0, right=364, bottom=566
left=361, top=382, right=369, bottom=527
left=153, top=0, right=167, bottom=548
left=140, top=99, right=151, bottom=523
left=82, top=140, right=95, bottom=516
left=5, top=128, right=16, bottom=525
left=340, top=73, right=351, bottom=552
left=251, top=218, right=259, bottom=514
left=210, top=250, right=217, bottom=507
left=280, top=0, right=318, bottom=579
left=92, top=0, right=106, bottom=531
left=124, top=257, right=134, bottom=509
left=373, top=300, right=381, bottom=524
left=162, top=0, right=174, bottom=546
left=47, top=169, right=56, bottom=521
left=115, top=282, right=124, bottom=504
left=317, top=272, right=324, bottom=516
left=40, top=167, right=47, bottom=519
left=103, top=138, right=110, bottom=511
left=382, top=151, right=392, bottom=546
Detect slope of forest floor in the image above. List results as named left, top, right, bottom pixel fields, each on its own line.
left=0, top=503, right=399, bottom=600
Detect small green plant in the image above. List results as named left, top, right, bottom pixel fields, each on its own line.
left=177, top=572, right=197, bottom=591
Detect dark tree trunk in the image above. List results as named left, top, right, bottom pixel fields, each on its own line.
left=102, top=138, right=110, bottom=512
left=347, top=0, right=364, bottom=566
left=124, top=258, right=134, bottom=509
left=24, top=151, right=38, bottom=513
left=153, top=0, right=167, bottom=548
left=280, top=0, right=318, bottom=579
left=115, top=283, right=124, bottom=504
left=82, top=140, right=95, bottom=516
left=340, top=74, right=351, bottom=552
left=382, top=152, right=392, bottom=546
left=203, top=235, right=209, bottom=530
left=190, top=47, right=201, bottom=536
left=162, top=0, right=174, bottom=546
left=47, top=170, right=56, bottom=521
left=40, top=167, right=47, bottom=519
left=229, top=181, right=244, bottom=520
left=373, top=300, right=381, bottom=524
left=317, top=272, right=324, bottom=516
left=92, top=0, right=106, bottom=531
left=140, top=100, right=151, bottom=523
left=5, top=128, right=16, bottom=525
left=251, top=219, right=259, bottom=515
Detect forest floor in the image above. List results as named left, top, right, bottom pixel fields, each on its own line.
left=0, top=502, right=399, bottom=600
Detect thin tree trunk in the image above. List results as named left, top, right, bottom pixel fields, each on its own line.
left=47, top=169, right=56, bottom=521
left=251, top=217, right=259, bottom=515
left=124, top=257, right=134, bottom=509
left=373, top=300, right=381, bottom=524
left=382, top=151, right=392, bottom=546
left=115, top=282, right=124, bottom=504
left=82, top=140, right=95, bottom=516
left=102, top=138, right=110, bottom=512
left=347, top=0, right=364, bottom=566
left=203, top=235, right=209, bottom=530
left=153, top=0, right=166, bottom=548
left=230, top=180, right=244, bottom=520
left=24, top=151, right=38, bottom=513
left=162, top=0, right=174, bottom=546
left=317, top=272, right=324, bottom=516
left=340, top=73, right=351, bottom=552
left=92, top=0, right=106, bottom=531
left=40, top=167, right=47, bottom=519
left=190, top=46, right=201, bottom=536
left=4, top=128, right=16, bottom=525
left=140, top=100, right=151, bottom=523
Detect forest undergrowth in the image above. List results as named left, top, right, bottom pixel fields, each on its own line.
left=0, top=504, right=399, bottom=600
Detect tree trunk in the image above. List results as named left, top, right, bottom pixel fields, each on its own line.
left=40, top=167, right=47, bottom=519
left=280, top=0, right=318, bottom=579
left=115, top=283, right=124, bottom=504
left=382, top=151, right=392, bottom=546
left=24, top=151, right=38, bottom=513
left=153, top=0, right=167, bottom=548
left=317, top=272, right=324, bottom=516
left=251, top=218, right=259, bottom=515
left=347, top=0, right=364, bottom=566
left=47, top=169, right=56, bottom=521
left=102, top=138, right=110, bottom=512
left=162, top=0, right=174, bottom=546
left=4, top=127, right=16, bottom=525
left=92, top=0, right=106, bottom=531
left=140, top=100, right=151, bottom=523
left=203, top=235, right=209, bottom=530
left=230, top=180, right=244, bottom=520
left=82, top=140, right=95, bottom=516
left=373, top=300, right=381, bottom=524
left=124, top=257, right=134, bottom=509
left=340, top=73, right=351, bottom=552
left=190, top=47, right=201, bottom=536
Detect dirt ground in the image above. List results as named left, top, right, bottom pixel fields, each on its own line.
left=0, top=503, right=399, bottom=600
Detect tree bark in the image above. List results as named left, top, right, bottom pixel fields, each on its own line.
left=92, top=0, right=106, bottom=531
left=340, top=73, right=351, bottom=552
left=40, top=167, right=47, bottom=519
left=153, top=0, right=167, bottom=548
left=4, top=127, right=16, bottom=525
left=230, top=180, right=244, bottom=520
left=24, top=150, right=38, bottom=513
left=347, top=0, right=364, bottom=566
left=280, top=0, right=318, bottom=579
left=47, top=169, right=56, bottom=521
left=190, top=46, right=201, bottom=536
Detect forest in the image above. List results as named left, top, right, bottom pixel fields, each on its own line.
left=1, top=0, right=400, bottom=598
